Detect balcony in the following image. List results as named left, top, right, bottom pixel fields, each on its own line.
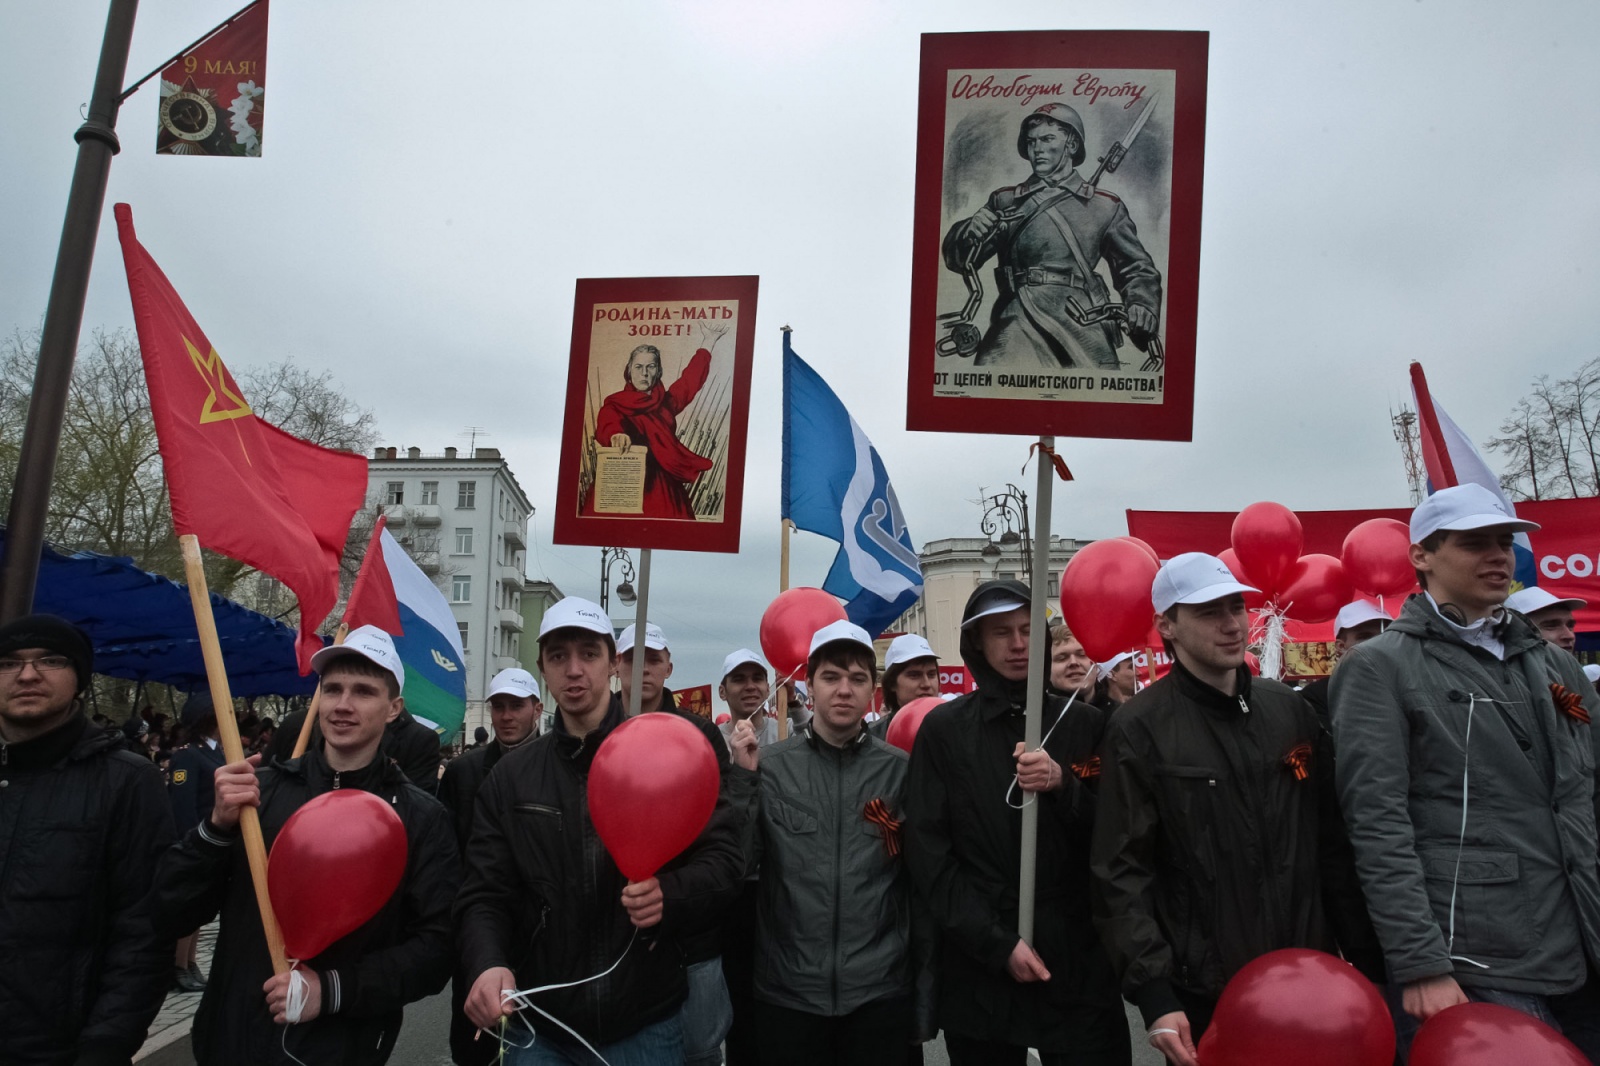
left=503, top=519, right=526, bottom=548
left=410, top=503, right=442, bottom=527
left=500, top=608, right=524, bottom=632
left=381, top=504, right=407, bottom=527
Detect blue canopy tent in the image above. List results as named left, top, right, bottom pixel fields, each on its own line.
left=1, top=529, right=319, bottom=697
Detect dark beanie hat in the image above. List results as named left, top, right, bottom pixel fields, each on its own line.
left=0, top=614, right=93, bottom=694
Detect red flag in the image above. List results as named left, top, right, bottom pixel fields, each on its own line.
left=345, top=514, right=403, bottom=634
left=114, top=203, right=367, bottom=672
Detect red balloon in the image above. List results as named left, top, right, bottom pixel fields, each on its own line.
left=588, top=713, right=720, bottom=882
left=1198, top=949, right=1394, bottom=1066
left=1342, top=518, right=1416, bottom=598
left=1061, top=539, right=1160, bottom=662
left=268, top=790, right=408, bottom=961
left=1218, top=548, right=1269, bottom=611
left=759, top=587, right=847, bottom=679
left=1410, top=1002, right=1589, bottom=1066
left=1121, top=536, right=1161, bottom=565
left=1278, top=554, right=1354, bottom=624
left=885, top=696, right=945, bottom=753
left=1231, top=502, right=1303, bottom=599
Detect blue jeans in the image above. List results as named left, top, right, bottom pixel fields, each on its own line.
left=505, top=1013, right=684, bottom=1066
left=680, top=957, right=733, bottom=1066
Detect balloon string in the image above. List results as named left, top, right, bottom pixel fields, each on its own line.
left=758, top=663, right=807, bottom=721
left=278, top=962, right=312, bottom=1066
left=494, top=927, right=640, bottom=1064
left=1005, top=691, right=1075, bottom=810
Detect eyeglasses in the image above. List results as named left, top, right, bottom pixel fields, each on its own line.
left=0, top=655, right=74, bottom=675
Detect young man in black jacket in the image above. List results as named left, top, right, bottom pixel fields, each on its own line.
left=437, top=667, right=543, bottom=1066
left=153, top=625, right=459, bottom=1065
left=0, top=614, right=175, bottom=1066
left=1091, top=554, right=1380, bottom=1066
left=458, top=598, right=744, bottom=1065
left=904, top=580, right=1129, bottom=1066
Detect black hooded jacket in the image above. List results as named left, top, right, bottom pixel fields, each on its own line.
left=902, top=580, right=1123, bottom=1049
left=455, top=694, right=744, bottom=1049
left=0, top=713, right=175, bottom=1066
left=152, top=748, right=459, bottom=1065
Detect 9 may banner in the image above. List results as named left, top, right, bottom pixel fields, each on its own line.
left=906, top=31, right=1208, bottom=441
left=158, top=0, right=268, bottom=157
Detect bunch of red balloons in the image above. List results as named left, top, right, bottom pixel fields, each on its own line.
left=1221, top=503, right=1414, bottom=624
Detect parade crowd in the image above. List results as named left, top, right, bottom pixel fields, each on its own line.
left=2, top=483, right=1598, bottom=1065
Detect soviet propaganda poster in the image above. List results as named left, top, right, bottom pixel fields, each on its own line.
left=907, top=31, right=1208, bottom=441
left=553, top=276, right=757, bottom=553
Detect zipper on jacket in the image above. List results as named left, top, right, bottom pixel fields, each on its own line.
left=332, top=770, right=341, bottom=789
left=1238, top=696, right=1250, bottom=715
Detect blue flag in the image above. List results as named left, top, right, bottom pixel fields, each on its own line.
left=782, top=333, right=923, bottom=636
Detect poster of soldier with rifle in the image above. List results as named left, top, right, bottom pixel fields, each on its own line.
left=553, top=275, right=757, bottom=553
left=906, top=31, right=1208, bottom=442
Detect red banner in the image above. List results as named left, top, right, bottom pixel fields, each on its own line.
left=939, top=663, right=976, bottom=696
left=158, top=0, right=268, bottom=157
left=676, top=684, right=714, bottom=720
left=1127, top=497, right=1600, bottom=631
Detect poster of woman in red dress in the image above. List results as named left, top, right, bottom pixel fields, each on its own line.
left=553, top=275, right=758, bottom=554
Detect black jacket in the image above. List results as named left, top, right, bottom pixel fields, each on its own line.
left=152, top=749, right=459, bottom=1065
left=1090, top=660, right=1382, bottom=1026
left=903, top=582, right=1122, bottom=1050
left=167, top=740, right=225, bottom=835
left=0, top=713, right=175, bottom=1066
left=455, top=695, right=744, bottom=1049
left=267, top=709, right=442, bottom=794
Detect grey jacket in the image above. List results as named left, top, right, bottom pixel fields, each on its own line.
left=749, top=727, right=911, bottom=1017
left=1331, top=595, right=1600, bottom=993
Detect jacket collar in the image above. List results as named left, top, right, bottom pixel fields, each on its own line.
left=280, top=746, right=407, bottom=791
left=0, top=711, right=96, bottom=772
left=553, top=693, right=624, bottom=768
left=1169, top=657, right=1254, bottom=716
left=804, top=722, right=870, bottom=756
left=1389, top=593, right=1544, bottom=657
left=1017, top=168, right=1091, bottom=201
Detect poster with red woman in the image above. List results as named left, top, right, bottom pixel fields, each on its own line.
left=553, top=275, right=758, bottom=553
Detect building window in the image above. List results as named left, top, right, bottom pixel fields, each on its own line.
left=458, top=621, right=469, bottom=647
left=454, top=528, right=473, bottom=554
left=1048, top=573, right=1061, bottom=598
left=384, top=481, right=404, bottom=506
left=452, top=575, right=472, bottom=602
left=420, top=481, right=438, bottom=505
left=458, top=481, right=477, bottom=509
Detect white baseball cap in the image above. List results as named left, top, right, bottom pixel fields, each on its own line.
left=961, top=586, right=1029, bottom=629
left=1334, top=601, right=1393, bottom=634
left=1506, top=587, right=1587, bottom=615
left=616, top=622, right=668, bottom=655
left=720, top=648, right=766, bottom=681
left=1151, top=553, right=1259, bottom=613
left=1410, top=483, right=1539, bottom=543
left=1097, top=651, right=1136, bottom=678
left=488, top=667, right=540, bottom=701
left=808, top=619, right=875, bottom=657
left=538, top=597, right=613, bottom=641
left=883, top=634, right=937, bottom=670
left=311, top=625, right=405, bottom=692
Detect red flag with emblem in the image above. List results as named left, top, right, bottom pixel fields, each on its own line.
left=114, top=203, right=366, bottom=671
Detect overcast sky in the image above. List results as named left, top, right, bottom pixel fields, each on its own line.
left=4, top=0, right=1598, bottom=692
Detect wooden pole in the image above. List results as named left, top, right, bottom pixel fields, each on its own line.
left=777, top=519, right=792, bottom=740
left=1017, top=435, right=1056, bottom=945
left=626, top=548, right=651, bottom=718
left=291, top=622, right=347, bottom=758
left=179, top=535, right=289, bottom=974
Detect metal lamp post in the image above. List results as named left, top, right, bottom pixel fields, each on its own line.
left=979, top=484, right=1033, bottom=587
left=599, top=547, right=636, bottom=613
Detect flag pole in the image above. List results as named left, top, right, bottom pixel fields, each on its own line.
left=777, top=518, right=792, bottom=740
left=179, top=534, right=289, bottom=975
left=1018, top=434, right=1056, bottom=945
left=291, top=622, right=347, bottom=759
left=626, top=548, right=652, bottom=717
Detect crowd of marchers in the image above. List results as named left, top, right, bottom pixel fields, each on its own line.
left=1, top=483, right=1597, bottom=1066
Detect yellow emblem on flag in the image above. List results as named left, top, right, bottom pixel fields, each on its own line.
left=184, top=336, right=254, bottom=424
left=173, top=769, right=188, bottom=784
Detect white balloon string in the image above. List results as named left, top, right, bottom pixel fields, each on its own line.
left=1005, top=691, right=1075, bottom=810
left=278, top=962, right=312, bottom=1066
left=493, top=926, right=640, bottom=1065
left=1252, top=604, right=1288, bottom=682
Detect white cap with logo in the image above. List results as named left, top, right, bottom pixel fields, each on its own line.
left=808, top=619, right=875, bottom=657
left=1097, top=650, right=1137, bottom=679
left=310, top=624, right=405, bottom=692
left=488, top=667, right=540, bottom=701
left=883, top=634, right=937, bottom=670
left=616, top=622, right=668, bottom=655
left=538, top=598, right=614, bottom=641
left=1506, top=587, right=1587, bottom=615
left=1334, top=601, right=1393, bottom=634
left=1151, top=553, right=1259, bottom=613
left=720, top=648, right=766, bottom=681
left=1409, top=483, right=1539, bottom=543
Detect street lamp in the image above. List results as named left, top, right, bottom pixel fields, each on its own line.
left=979, top=484, right=1033, bottom=587
left=599, top=547, right=636, bottom=612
